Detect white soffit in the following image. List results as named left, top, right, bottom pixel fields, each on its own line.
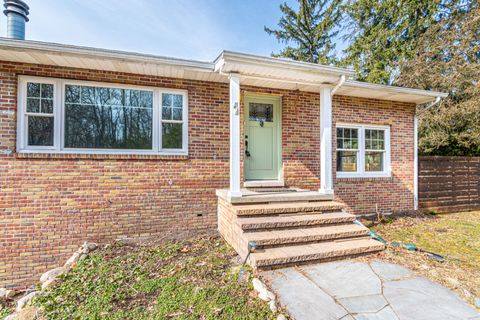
left=0, top=38, right=448, bottom=104
left=0, top=38, right=226, bottom=83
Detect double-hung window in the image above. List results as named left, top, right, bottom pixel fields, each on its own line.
left=17, top=76, right=188, bottom=155
left=336, top=124, right=390, bottom=178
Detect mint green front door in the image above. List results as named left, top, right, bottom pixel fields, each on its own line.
left=244, top=94, right=282, bottom=181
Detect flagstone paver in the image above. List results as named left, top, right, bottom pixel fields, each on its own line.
left=370, top=261, right=412, bottom=281
left=261, top=260, right=479, bottom=320
left=384, top=277, right=479, bottom=320
left=266, top=268, right=349, bottom=320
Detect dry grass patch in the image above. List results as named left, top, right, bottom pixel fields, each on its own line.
left=29, top=234, right=273, bottom=320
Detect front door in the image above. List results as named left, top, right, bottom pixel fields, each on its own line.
left=244, top=94, right=282, bottom=181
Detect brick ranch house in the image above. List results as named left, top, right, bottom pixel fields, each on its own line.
left=0, top=35, right=448, bottom=289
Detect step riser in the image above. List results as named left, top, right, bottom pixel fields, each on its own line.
left=256, top=251, right=380, bottom=270
left=240, top=219, right=355, bottom=231
left=255, top=235, right=371, bottom=249
left=237, top=208, right=342, bottom=217
left=252, top=243, right=384, bottom=268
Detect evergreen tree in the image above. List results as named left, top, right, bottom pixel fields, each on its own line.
left=265, top=0, right=342, bottom=64
left=342, top=0, right=443, bottom=84
left=397, top=1, right=479, bottom=156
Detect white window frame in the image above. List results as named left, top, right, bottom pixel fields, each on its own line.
left=17, top=76, right=188, bottom=155
left=336, top=123, right=391, bottom=178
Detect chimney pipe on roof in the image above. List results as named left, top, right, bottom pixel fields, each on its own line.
left=3, top=0, right=29, bottom=40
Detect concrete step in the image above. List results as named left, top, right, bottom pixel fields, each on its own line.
left=244, top=224, right=369, bottom=247
left=249, top=238, right=385, bottom=268
left=238, top=211, right=355, bottom=231
left=233, top=201, right=345, bottom=216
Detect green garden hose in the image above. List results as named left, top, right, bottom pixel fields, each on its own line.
left=354, top=220, right=445, bottom=263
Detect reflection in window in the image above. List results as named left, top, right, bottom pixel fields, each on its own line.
left=161, top=93, right=184, bottom=149
left=336, top=127, right=359, bottom=172
left=249, top=103, right=273, bottom=122
left=365, top=129, right=385, bottom=172
left=26, top=82, right=54, bottom=146
left=28, top=116, right=53, bottom=146
left=64, top=85, right=153, bottom=149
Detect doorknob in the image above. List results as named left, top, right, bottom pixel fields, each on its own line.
left=245, top=140, right=251, bottom=157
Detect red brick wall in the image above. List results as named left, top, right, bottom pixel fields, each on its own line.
left=0, top=61, right=415, bottom=289
left=0, top=62, right=231, bottom=289
left=333, top=95, right=416, bottom=215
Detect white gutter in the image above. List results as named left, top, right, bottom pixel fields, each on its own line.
left=331, top=75, right=346, bottom=95
left=215, top=50, right=356, bottom=77
left=343, top=80, right=448, bottom=101
left=0, top=37, right=214, bottom=72
left=417, top=96, right=442, bottom=116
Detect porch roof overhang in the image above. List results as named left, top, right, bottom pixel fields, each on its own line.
left=0, top=38, right=448, bottom=104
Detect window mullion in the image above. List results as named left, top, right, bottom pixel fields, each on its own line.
left=360, top=127, right=365, bottom=175
left=153, top=89, right=160, bottom=152
left=56, top=80, right=63, bottom=151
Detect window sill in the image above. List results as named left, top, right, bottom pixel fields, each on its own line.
left=15, top=150, right=189, bottom=161
left=336, top=172, right=392, bottom=180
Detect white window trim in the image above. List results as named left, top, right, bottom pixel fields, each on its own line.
left=336, top=123, right=391, bottom=178
left=17, top=76, right=188, bottom=156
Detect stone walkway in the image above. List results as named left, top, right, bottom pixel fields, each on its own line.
left=261, top=260, right=480, bottom=320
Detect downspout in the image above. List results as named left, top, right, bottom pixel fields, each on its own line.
left=331, top=75, right=346, bottom=96
left=414, top=96, right=442, bottom=210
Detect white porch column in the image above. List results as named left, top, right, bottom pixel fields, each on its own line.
left=320, top=87, right=334, bottom=194
left=229, top=74, right=242, bottom=197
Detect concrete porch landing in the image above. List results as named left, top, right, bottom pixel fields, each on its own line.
left=216, top=188, right=334, bottom=204
left=217, top=189, right=385, bottom=269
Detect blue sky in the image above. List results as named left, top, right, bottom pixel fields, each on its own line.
left=4, top=0, right=346, bottom=62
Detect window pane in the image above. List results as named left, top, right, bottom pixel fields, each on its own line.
left=162, top=94, right=183, bottom=121
left=64, top=85, right=153, bottom=149
left=162, top=107, right=172, bottom=120
left=249, top=103, right=273, bottom=122
left=365, top=129, right=385, bottom=151
left=162, top=93, right=172, bottom=106
left=337, top=151, right=357, bottom=172
left=26, top=98, right=40, bottom=113
left=27, top=83, right=54, bottom=114
left=28, top=116, right=53, bottom=146
left=162, top=123, right=183, bottom=149
left=173, top=95, right=182, bottom=108
left=65, top=85, right=81, bottom=103
left=336, top=127, right=358, bottom=150
left=172, top=108, right=182, bottom=121
left=365, top=151, right=384, bottom=172
left=41, top=84, right=54, bottom=99
left=41, top=99, right=53, bottom=113
left=27, top=83, right=40, bottom=97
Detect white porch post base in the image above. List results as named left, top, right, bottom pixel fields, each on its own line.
left=228, top=74, right=242, bottom=198
left=319, top=87, right=334, bottom=195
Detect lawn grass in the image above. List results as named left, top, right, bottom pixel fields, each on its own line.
left=31, top=235, right=274, bottom=320
left=0, top=307, right=10, bottom=320
left=367, top=210, right=480, bottom=308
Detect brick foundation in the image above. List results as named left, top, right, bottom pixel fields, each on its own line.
left=0, top=61, right=415, bottom=288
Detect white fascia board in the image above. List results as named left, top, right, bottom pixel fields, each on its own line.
left=0, top=37, right=215, bottom=72
left=344, top=80, right=449, bottom=101
left=215, top=50, right=356, bottom=77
